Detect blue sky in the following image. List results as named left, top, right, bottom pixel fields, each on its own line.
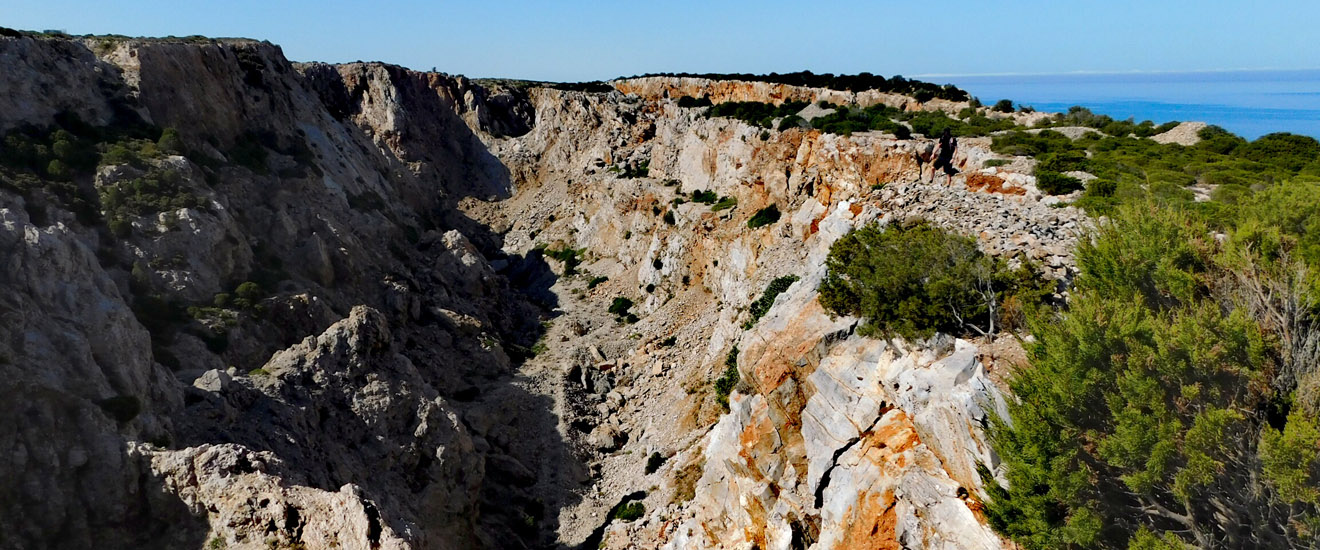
left=3, top=1, right=1317, bottom=82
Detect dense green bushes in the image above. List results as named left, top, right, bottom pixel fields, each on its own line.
left=539, top=245, right=585, bottom=275
left=676, top=95, right=713, bottom=108
left=747, top=205, right=781, bottom=229
left=1035, top=171, right=1084, bottom=195
left=99, top=167, right=207, bottom=233
left=819, top=220, right=1041, bottom=338
left=743, top=275, right=799, bottom=329
left=991, top=124, right=1320, bottom=215
left=611, top=502, right=645, bottom=522
left=645, top=452, right=667, bottom=474
left=986, top=200, right=1320, bottom=549
left=637, top=71, right=969, bottom=101
left=1034, top=106, right=1178, bottom=138
left=706, top=100, right=809, bottom=128
left=713, top=346, right=740, bottom=410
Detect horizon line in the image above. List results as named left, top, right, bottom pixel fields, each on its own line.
left=914, top=67, right=1320, bottom=79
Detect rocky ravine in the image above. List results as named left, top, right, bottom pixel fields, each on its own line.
left=0, top=33, right=1088, bottom=549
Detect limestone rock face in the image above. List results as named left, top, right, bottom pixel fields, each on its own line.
left=0, top=35, right=552, bottom=550
left=165, top=306, right=489, bottom=548
left=144, top=443, right=415, bottom=550
left=662, top=261, right=1006, bottom=550
left=1152, top=121, right=1208, bottom=146
left=613, top=76, right=960, bottom=114
left=2, top=32, right=1113, bottom=550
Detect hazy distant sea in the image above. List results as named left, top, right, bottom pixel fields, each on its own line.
left=933, top=70, right=1320, bottom=140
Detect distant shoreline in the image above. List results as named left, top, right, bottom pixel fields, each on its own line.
left=914, top=68, right=1320, bottom=79
left=933, top=70, right=1320, bottom=139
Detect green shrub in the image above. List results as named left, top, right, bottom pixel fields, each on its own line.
left=663, top=210, right=676, bottom=225
left=1036, top=150, right=1088, bottom=173
left=612, top=502, right=645, bottom=522
left=820, top=220, right=1028, bottom=338
left=985, top=202, right=1320, bottom=549
left=608, top=297, right=634, bottom=316
left=645, top=452, right=667, bottom=474
left=235, top=281, right=264, bottom=302
left=992, top=99, right=1014, bottom=113
left=982, top=159, right=1010, bottom=168
left=621, top=159, right=650, bottom=178
left=99, top=167, right=207, bottom=230
left=248, top=368, right=270, bottom=376
left=1035, top=171, right=1084, bottom=195
left=676, top=96, right=713, bottom=108
left=778, top=115, right=805, bottom=131
left=588, top=276, right=608, bottom=289
left=710, top=197, right=737, bottom=211
left=97, top=395, right=141, bottom=423
left=541, top=245, right=584, bottom=275
left=156, top=127, right=184, bottom=153
left=713, top=346, right=740, bottom=410
left=1086, top=178, right=1117, bottom=198
left=706, top=100, right=810, bottom=128
left=1239, top=132, right=1320, bottom=171
left=747, top=204, right=781, bottom=229
left=690, top=190, right=718, bottom=204
left=743, top=275, right=799, bottom=329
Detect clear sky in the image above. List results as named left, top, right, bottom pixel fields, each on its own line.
left=3, top=0, right=1317, bottom=82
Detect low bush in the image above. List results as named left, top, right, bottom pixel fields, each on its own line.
left=706, top=100, right=809, bottom=128
left=621, top=159, right=650, bottom=178
left=645, top=452, right=666, bottom=474
left=1035, top=171, right=1084, bottom=195
left=743, top=275, right=799, bottom=329
left=690, top=190, right=718, bottom=204
left=612, top=502, right=645, bottom=522
left=99, top=167, right=207, bottom=230
left=232, top=281, right=265, bottom=309
left=713, top=346, right=740, bottom=410
left=778, top=115, right=805, bottom=131
left=710, top=197, right=737, bottom=211
left=540, top=245, right=585, bottom=275
left=632, top=71, right=969, bottom=101
left=747, top=204, right=781, bottom=229
left=608, top=297, right=634, bottom=316
left=820, top=220, right=1033, bottom=338
left=588, top=276, right=608, bottom=289
left=676, top=96, right=713, bottom=108
left=992, top=99, right=1014, bottom=113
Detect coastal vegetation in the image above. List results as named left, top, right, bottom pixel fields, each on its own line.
left=820, top=220, right=1047, bottom=339
left=985, top=194, right=1320, bottom=549
left=634, top=70, right=970, bottom=101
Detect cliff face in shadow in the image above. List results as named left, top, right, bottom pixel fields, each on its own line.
left=0, top=34, right=573, bottom=550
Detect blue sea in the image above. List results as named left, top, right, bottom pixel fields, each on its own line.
left=932, top=70, right=1320, bottom=140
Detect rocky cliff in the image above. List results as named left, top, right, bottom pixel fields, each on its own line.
left=0, top=32, right=1087, bottom=549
